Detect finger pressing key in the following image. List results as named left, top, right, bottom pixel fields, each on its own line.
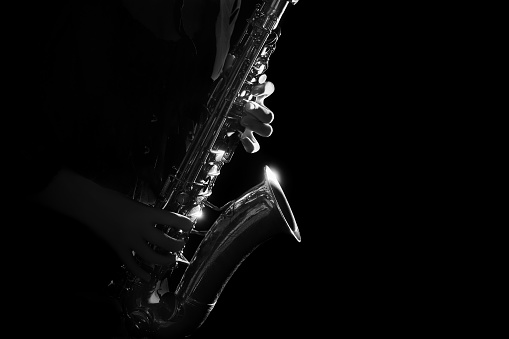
left=244, top=101, right=274, bottom=124
left=252, top=81, right=275, bottom=104
left=241, top=114, right=273, bottom=137
left=156, top=211, right=193, bottom=233
left=240, top=129, right=260, bottom=153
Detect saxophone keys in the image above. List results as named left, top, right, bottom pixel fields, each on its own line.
left=187, top=204, right=204, bottom=220
left=177, top=192, right=190, bottom=205
left=175, top=252, right=190, bottom=265
left=207, top=165, right=220, bottom=176
left=209, top=149, right=225, bottom=162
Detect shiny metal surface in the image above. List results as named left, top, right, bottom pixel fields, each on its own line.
left=122, top=166, right=299, bottom=338
left=110, top=2, right=301, bottom=337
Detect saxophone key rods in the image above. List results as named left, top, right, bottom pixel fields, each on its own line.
left=109, top=2, right=301, bottom=338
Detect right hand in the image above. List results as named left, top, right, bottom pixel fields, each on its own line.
left=91, top=191, right=193, bottom=282
left=34, top=168, right=193, bottom=281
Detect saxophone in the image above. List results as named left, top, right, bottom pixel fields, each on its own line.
left=110, top=1, right=301, bottom=338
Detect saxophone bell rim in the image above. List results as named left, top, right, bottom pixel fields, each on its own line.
left=263, top=165, right=301, bottom=242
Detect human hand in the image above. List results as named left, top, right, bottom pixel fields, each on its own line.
left=240, top=80, right=275, bottom=153
left=92, top=192, right=193, bottom=281
left=34, top=169, right=193, bottom=282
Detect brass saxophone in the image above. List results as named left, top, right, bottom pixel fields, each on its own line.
left=110, top=1, right=301, bottom=338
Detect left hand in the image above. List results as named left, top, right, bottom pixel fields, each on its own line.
left=240, top=81, right=275, bottom=153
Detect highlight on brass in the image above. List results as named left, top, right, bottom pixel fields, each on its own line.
left=108, top=2, right=302, bottom=338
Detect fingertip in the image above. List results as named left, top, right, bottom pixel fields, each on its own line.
left=241, top=137, right=254, bottom=153
left=155, top=253, right=178, bottom=266
left=241, top=137, right=260, bottom=153
left=265, top=81, right=275, bottom=94
left=162, top=211, right=193, bottom=232
left=264, top=125, right=273, bottom=137
left=253, top=81, right=275, bottom=96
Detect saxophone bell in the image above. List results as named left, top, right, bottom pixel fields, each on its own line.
left=111, top=1, right=302, bottom=337
left=122, top=166, right=300, bottom=338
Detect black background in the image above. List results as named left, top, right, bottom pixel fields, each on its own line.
left=193, top=1, right=368, bottom=337
left=190, top=2, right=332, bottom=337
left=8, top=0, right=447, bottom=337
left=193, top=1, right=445, bottom=338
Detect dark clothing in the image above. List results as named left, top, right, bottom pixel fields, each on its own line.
left=21, top=0, right=218, bottom=197
left=7, top=1, right=241, bottom=338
